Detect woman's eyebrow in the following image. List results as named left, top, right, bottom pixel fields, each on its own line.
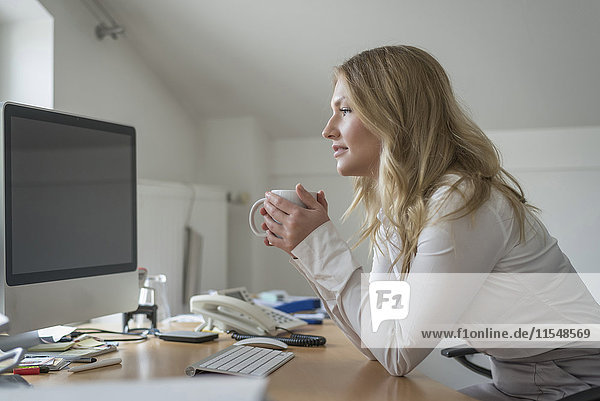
left=331, top=96, right=346, bottom=107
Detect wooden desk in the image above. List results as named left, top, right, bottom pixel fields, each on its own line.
left=26, top=321, right=474, bottom=401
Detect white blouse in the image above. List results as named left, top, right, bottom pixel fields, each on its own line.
left=289, top=180, right=600, bottom=376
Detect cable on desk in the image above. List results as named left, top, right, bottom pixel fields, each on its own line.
left=229, top=328, right=326, bottom=347
left=71, top=327, right=159, bottom=342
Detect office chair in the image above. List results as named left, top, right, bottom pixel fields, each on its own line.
left=441, top=347, right=600, bottom=401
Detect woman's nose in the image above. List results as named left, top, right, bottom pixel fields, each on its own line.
left=322, top=118, right=339, bottom=140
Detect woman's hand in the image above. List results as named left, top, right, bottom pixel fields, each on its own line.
left=260, top=183, right=330, bottom=256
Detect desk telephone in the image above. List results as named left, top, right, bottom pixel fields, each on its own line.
left=190, top=287, right=306, bottom=336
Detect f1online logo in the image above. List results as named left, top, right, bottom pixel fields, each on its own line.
left=369, top=281, right=410, bottom=332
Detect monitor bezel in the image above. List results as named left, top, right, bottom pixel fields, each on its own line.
left=3, top=102, right=137, bottom=286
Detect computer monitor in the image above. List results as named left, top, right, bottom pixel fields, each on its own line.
left=0, top=102, right=139, bottom=334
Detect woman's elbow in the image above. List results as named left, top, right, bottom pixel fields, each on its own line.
left=377, top=349, right=415, bottom=376
left=383, top=363, right=412, bottom=377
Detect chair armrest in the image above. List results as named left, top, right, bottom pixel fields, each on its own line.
left=441, top=346, right=480, bottom=358
left=440, top=346, right=492, bottom=379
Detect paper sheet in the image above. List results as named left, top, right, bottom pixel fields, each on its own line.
left=37, top=326, right=76, bottom=343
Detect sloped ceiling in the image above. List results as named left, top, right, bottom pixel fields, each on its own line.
left=103, top=0, right=600, bottom=138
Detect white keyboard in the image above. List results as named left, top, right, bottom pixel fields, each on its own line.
left=185, top=345, right=294, bottom=378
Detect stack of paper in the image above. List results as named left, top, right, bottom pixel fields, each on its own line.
left=18, top=355, right=70, bottom=371
left=24, top=334, right=118, bottom=370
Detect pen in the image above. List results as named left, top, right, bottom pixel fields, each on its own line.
left=69, top=357, right=122, bottom=373
left=71, top=357, right=97, bottom=363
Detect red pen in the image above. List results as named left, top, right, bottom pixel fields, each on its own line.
left=13, top=366, right=50, bottom=375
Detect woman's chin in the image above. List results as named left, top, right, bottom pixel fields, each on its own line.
left=336, top=164, right=350, bottom=176
left=337, top=166, right=373, bottom=178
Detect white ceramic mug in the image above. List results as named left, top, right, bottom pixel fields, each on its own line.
left=249, top=189, right=317, bottom=237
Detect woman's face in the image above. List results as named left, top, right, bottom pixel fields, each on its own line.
left=322, top=79, right=381, bottom=177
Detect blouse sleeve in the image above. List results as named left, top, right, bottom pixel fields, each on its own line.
left=289, top=190, right=510, bottom=376
left=289, top=223, right=377, bottom=361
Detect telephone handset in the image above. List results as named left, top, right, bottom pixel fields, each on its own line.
left=189, top=287, right=306, bottom=336
left=190, top=294, right=277, bottom=336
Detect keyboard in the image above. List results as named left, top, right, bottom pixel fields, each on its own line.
left=185, top=345, right=294, bottom=378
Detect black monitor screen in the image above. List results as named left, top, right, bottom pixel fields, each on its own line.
left=3, top=103, right=137, bottom=286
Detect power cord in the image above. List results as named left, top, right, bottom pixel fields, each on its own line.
left=229, top=327, right=326, bottom=347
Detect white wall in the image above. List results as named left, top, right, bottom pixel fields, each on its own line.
left=0, top=1, right=53, bottom=108
left=197, top=116, right=268, bottom=292
left=488, top=126, right=600, bottom=274
left=38, top=0, right=201, bottom=182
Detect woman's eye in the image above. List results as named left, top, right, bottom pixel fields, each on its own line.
left=339, top=107, right=352, bottom=116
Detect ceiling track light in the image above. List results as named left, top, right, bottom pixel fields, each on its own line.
left=82, top=0, right=125, bottom=41
left=96, top=22, right=125, bottom=40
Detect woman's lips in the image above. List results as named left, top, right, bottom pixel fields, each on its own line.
left=333, top=145, right=348, bottom=158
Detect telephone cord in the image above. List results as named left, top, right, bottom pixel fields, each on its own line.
left=229, top=329, right=326, bottom=347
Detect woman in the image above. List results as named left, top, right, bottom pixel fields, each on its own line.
left=259, top=45, right=600, bottom=400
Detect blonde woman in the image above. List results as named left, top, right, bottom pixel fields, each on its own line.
left=259, top=46, right=600, bottom=400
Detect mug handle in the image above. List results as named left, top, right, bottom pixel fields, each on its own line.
left=249, top=197, right=267, bottom=237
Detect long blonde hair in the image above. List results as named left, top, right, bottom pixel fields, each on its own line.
left=335, top=45, right=534, bottom=275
